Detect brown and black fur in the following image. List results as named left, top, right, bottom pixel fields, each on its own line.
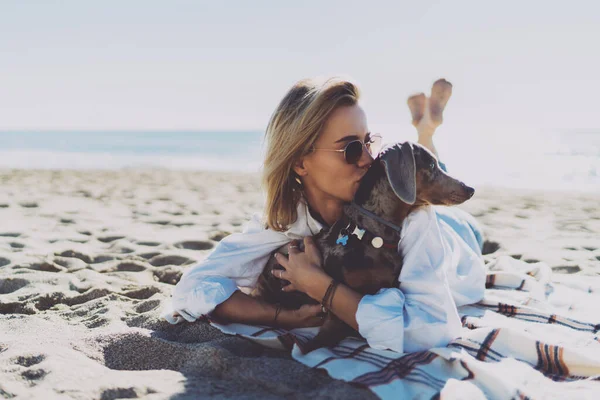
left=252, top=141, right=475, bottom=353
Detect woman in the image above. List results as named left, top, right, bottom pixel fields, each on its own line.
left=161, top=77, right=486, bottom=353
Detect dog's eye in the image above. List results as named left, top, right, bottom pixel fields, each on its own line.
left=429, top=162, right=436, bottom=171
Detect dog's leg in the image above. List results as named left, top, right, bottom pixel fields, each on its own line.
left=299, top=316, right=356, bottom=354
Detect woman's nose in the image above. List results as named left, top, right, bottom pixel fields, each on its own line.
left=357, top=144, right=374, bottom=168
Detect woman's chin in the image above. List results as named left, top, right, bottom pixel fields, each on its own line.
left=347, top=183, right=361, bottom=201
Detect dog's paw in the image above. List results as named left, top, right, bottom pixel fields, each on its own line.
left=429, top=78, right=453, bottom=125
left=407, top=93, right=426, bottom=127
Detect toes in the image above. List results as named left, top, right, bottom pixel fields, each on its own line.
left=407, top=93, right=426, bottom=126
left=429, top=79, right=453, bottom=124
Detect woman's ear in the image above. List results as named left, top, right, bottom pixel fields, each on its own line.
left=293, top=157, right=308, bottom=178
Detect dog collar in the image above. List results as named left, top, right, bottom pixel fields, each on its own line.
left=350, top=202, right=403, bottom=234
left=336, top=220, right=398, bottom=250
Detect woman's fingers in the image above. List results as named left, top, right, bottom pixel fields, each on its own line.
left=288, top=239, right=301, bottom=254
left=303, top=236, right=323, bottom=266
left=281, top=283, right=296, bottom=292
left=274, top=252, right=288, bottom=268
left=271, top=266, right=287, bottom=280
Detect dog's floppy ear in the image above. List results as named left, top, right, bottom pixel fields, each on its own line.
left=380, top=142, right=416, bottom=205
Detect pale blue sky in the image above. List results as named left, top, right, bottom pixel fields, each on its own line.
left=1, top=0, right=598, bottom=142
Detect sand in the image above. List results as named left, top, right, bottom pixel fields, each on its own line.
left=0, top=168, right=598, bottom=399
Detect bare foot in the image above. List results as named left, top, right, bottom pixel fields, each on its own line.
left=429, top=78, right=453, bottom=126
left=409, top=78, right=453, bottom=136
left=407, top=93, right=426, bottom=128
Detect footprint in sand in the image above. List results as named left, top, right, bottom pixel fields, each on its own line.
left=0, top=203, right=9, bottom=208
left=136, top=241, right=161, bottom=247
left=0, top=257, right=11, bottom=267
left=107, top=243, right=135, bottom=254
left=153, top=268, right=182, bottom=285
left=0, top=277, right=29, bottom=294
left=148, top=254, right=195, bottom=267
left=0, top=232, right=21, bottom=238
left=56, top=250, right=94, bottom=264
left=0, top=302, right=32, bottom=315
left=22, top=261, right=65, bottom=272
left=21, top=368, right=48, bottom=383
left=171, top=221, right=195, bottom=227
left=210, top=231, right=231, bottom=242
left=148, top=220, right=171, bottom=226
left=552, top=265, right=582, bottom=273
left=164, top=210, right=185, bottom=216
left=100, top=388, right=142, bottom=400
left=174, top=241, right=214, bottom=251
left=137, top=251, right=162, bottom=260
left=14, top=354, right=46, bottom=367
left=19, top=202, right=39, bottom=208
left=481, top=240, right=501, bottom=255
left=121, top=286, right=162, bottom=300
left=134, top=299, right=162, bottom=313
left=83, top=315, right=112, bottom=329
left=93, top=255, right=118, bottom=263
left=53, top=256, right=87, bottom=271
left=98, top=235, right=126, bottom=243
left=114, top=261, right=148, bottom=272
left=10, top=242, right=25, bottom=249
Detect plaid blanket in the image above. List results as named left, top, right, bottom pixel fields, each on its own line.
left=211, top=256, right=600, bottom=399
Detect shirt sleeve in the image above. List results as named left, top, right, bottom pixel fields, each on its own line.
left=160, top=213, right=291, bottom=324
left=355, top=206, right=462, bottom=353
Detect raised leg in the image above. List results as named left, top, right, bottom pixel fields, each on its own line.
left=407, top=93, right=426, bottom=128
left=408, top=78, right=453, bottom=159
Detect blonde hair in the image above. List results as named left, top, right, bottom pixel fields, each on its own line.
left=262, top=76, right=361, bottom=231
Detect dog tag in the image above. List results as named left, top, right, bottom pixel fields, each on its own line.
left=352, top=227, right=365, bottom=240
left=336, top=235, right=349, bottom=246
left=371, top=237, right=384, bottom=248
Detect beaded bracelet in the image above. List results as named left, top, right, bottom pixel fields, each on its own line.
left=321, top=279, right=339, bottom=311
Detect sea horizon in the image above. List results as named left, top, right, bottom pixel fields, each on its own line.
left=0, top=130, right=598, bottom=193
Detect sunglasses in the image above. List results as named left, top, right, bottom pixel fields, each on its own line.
left=312, top=133, right=382, bottom=164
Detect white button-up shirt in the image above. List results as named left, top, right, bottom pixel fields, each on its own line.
left=161, top=199, right=485, bottom=353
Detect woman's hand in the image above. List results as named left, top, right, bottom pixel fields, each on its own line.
left=273, top=237, right=330, bottom=301
left=273, top=236, right=362, bottom=332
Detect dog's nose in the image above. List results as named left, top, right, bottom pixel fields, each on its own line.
left=461, top=183, right=475, bottom=198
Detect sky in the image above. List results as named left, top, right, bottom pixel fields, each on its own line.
left=1, top=0, right=599, bottom=144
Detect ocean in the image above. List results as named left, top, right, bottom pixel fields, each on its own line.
left=0, top=130, right=598, bottom=193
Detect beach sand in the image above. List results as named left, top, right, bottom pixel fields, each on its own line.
left=1, top=169, right=599, bottom=399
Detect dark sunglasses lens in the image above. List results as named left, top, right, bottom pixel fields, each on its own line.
left=345, top=141, right=363, bottom=164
